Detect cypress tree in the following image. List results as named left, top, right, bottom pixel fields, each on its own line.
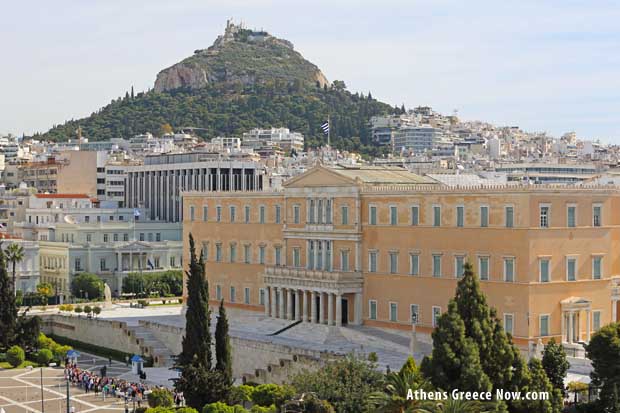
left=542, top=338, right=569, bottom=396
left=0, top=248, right=17, bottom=349
left=177, top=234, right=211, bottom=369
left=215, top=299, right=232, bottom=384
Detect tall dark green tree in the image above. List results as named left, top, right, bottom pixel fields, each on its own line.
left=176, top=233, right=211, bottom=368
left=215, top=299, right=233, bottom=384
left=522, top=358, right=563, bottom=413
left=0, top=248, right=17, bottom=349
left=586, top=322, right=620, bottom=409
left=542, top=338, right=569, bottom=396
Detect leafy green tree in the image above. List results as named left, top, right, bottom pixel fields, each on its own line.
left=282, top=393, right=335, bottom=413
left=250, top=384, right=295, bottom=409
left=6, top=345, right=25, bottom=367
left=93, top=306, right=102, bottom=317
left=147, top=388, right=174, bottom=407
left=292, top=354, right=384, bottom=413
left=228, top=385, right=254, bottom=408
left=37, top=348, right=53, bottom=365
left=215, top=299, right=233, bottom=384
left=84, top=305, right=92, bottom=315
left=0, top=248, right=18, bottom=349
left=36, top=282, right=54, bottom=297
left=541, top=338, right=569, bottom=396
left=421, top=300, right=492, bottom=393
left=586, top=322, right=620, bottom=409
left=5, top=243, right=24, bottom=295
left=521, top=358, right=563, bottom=413
left=175, top=365, right=230, bottom=409
left=15, top=312, right=41, bottom=350
left=70, top=273, right=104, bottom=300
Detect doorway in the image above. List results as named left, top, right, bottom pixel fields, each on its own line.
left=341, top=298, right=349, bottom=325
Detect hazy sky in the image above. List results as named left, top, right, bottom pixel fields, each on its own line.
left=2, top=0, right=619, bottom=142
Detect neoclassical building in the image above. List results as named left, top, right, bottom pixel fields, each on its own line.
left=182, top=165, right=620, bottom=350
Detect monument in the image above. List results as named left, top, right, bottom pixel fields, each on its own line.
left=103, top=283, right=113, bottom=309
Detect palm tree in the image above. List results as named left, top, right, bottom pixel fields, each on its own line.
left=369, top=370, right=435, bottom=413
left=431, top=398, right=491, bottom=413
left=5, top=243, right=25, bottom=295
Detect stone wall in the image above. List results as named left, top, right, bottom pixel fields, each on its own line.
left=139, top=320, right=335, bottom=384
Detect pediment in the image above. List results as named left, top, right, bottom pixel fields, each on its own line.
left=283, top=166, right=358, bottom=188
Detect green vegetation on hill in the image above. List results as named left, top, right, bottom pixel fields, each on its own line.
left=40, top=83, right=395, bottom=157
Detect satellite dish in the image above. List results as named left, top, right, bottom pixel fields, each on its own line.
left=64, top=215, right=76, bottom=224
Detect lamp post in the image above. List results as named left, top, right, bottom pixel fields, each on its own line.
left=40, top=367, right=45, bottom=413
left=410, top=312, right=418, bottom=356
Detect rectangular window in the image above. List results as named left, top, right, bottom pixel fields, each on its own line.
left=540, top=315, right=549, bottom=336
left=113, top=233, right=118, bottom=242
left=230, top=286, right=236, bottom=303
left=370, top=206, right=377, bottom=225
left=504, top=258, right=515, bottom=282
left=74, top=258, right=81, bottom=272
left=244, top=245, right=251, bottom=264
left=389, top=252, right=398, bottom=274
left=202, top=243, right=209, bottom=262
left=389, top=302, right=398, bottom=322
left=593, top=205, right=602, bottom=227
left=230, top=244, right=236, bottom=262
left=433, top=206, right=441, bottom=227
left=369, top=300, right=377, bottom=320
left=259, top=246, right=265, bottom=264
left=308, top=199, right=315, bottom=224
left=317, top=199, right=323, bottom=224
left=86, top=233, right=92, bottom=242
left=504, top=314, right=514, bottom=335
left=326, top=199, right=332, bottom=224
left=275, top=205, right=281, bottom=224
left=593, top=256, right=602, bottom=279
left=216, top=244, right=222, bottom=262
left=593, top=311, right=601, bottom=331
left=411, top=205, right=419, bottom=226
left=409, top=254, right=419, bottom=276
left=259, top=288, right=266, bottom=305
left=540, top=259, right=550, bottom=282
left=216, top=206, right=222, bottom=222
left=479, top=256, right=489, bottom=281
left=540, top=205, right=550, bottom=228
left=456, top=206, right=464, bottom=227
left=455, top=256, right=465, bottom=278
left=203, top=205, right=208, bottom=221
left=170, top=256, right=176, bottom=267
left=480, top=206, right=489, bottom=227
left=245, top=205, right=251, bottom=223
left=230, top=206, right=236, bottom=222
left=293, top=205, right=300, bottom=224
left=189, top=206, right=195, bottom=221
left=567, top=258, right=576, bottom=281
left=216, top=285, right=222, bottom=300
left=410, top=304, right=419, bottom=325
left=244, top=287, right=250, bottom=305
left=100, top=258, right=107, bottom=271
left=369, top=251, right=378, bottom=273
left=432, top=306, right=441, bottom=327
left=155, top=233, right=160, bottom=242
left=293, top=248, right=301, bottom=268
left=104, top=233, right=109, bottom=242
left=341, top=206, right=349, bottom=225
left=341, top=250, right=349, bottom=271
left=390, top=206, right=398, bottom=225
left=505, top=206, right=514, bottom=228
left=432, top=254, right=442, bottom=277
left=275, top=246, right=282, bottom=266
left=567, top=205, right=576, bottom=227
left=259, top=206, right=265, bottom=224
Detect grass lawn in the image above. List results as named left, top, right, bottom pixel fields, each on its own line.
left=0, top=360, right=39, bottom=369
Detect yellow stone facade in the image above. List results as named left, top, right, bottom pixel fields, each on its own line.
left=182, top=166, right=620, bottom=349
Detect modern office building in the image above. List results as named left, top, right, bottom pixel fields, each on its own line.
left=183, top=165, right=620, bottom=352
left=126, top=152, right=267, bottom=222
left=392, top=126, right=443, bottom=153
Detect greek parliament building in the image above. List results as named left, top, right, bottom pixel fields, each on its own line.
left=126, top=152, right=267, bottom=222
left=182, top=165, right=620, bottom=349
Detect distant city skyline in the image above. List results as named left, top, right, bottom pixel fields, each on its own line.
left=1, top=0, right=619, bottom=143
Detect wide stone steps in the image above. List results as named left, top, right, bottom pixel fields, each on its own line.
left=127, top=325, right=175, bottom=367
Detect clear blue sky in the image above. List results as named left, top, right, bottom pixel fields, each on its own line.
left=2, top=0, right=619, bottom=142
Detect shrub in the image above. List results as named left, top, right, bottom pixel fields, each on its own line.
left=6, top=345, right=25, bottom=367
left=147, top=388, right=174, bottom=408
left=37, top=349, right=54, bottom=365
left=65, top=304, right=74, bottom=312
left=144, top=407, right=174, bottom=413
left=176, top=408, right=199, bottom=413
left=74, top=306, right=83, bottom=315
left=249, top=406, right=276, bottom=413
left=202, top=402, right=236, bottom=413
left=251, top=384, right=295, bottom=408
left=93, top=306, right=101, bottom=317
left=59, top=304, right=66, bottom=311
left=229, top=385, right=254, bottom=406
left=84, top=305, right=92, bottom=315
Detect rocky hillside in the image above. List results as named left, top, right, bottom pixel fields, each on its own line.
left=154, top=21, right=328, bottom=92
left=39, top=21, right=397, bottom=155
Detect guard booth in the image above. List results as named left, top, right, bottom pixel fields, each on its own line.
left=131, top=355, right=144, bottom=374
left=66, top=350, right=80, bottom=365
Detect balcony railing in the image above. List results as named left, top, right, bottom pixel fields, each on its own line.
left=263, top=265, right=363, bottom=293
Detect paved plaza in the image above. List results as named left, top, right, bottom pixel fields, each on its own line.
left=0, top=353, right=135, bottom=413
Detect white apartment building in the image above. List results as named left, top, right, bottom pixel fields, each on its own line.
left=0, top=240, right=40, bottom=293
left=392, top=126, right=443, bottom=153
left=242, top=128, right=304, bottom=151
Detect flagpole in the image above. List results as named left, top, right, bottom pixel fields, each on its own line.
left=327, top=114, right=330, bottom=149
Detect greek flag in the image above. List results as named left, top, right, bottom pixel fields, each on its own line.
left=320, top=120, right=329, bottom=135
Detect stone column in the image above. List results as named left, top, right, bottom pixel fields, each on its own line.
left=271, top=287, right=277, bottom=318
left=336, top=294, right=342, bottom=327
left=327, top=293, right=334, bottom=326
left=354, top=292, right=363, bottom=325
left=319, top=292, right=325, bottom=324
left=295, top=290, right=301, bottom=321
left=561, top=312, right=566, bottom=343
left=302, top=290, right=308, bottom=322
left=264, top=287, right=270, bottom=317
left=287, top=289, right=293, bottom=320
left=586, top=309, right=591, bottom=342
left=279, top=288, right=286, bottom=320
left=568, top=311, right=574, bottom=344
left=117, top=252, right=122, bottom=271
left=310, top=291, right=317, bottom=323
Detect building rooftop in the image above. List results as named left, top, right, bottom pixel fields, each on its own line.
left=34, top=194, right=90, bottom=199
left=331, top=166, right=433, bottom=185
